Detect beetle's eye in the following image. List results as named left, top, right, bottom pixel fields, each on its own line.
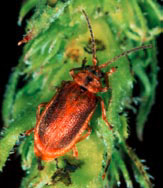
left=91, top=70, right=96, bottom=74
left=85, top=76, right=93, bottom=85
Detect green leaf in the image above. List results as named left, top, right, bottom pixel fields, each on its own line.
left=0, top=0, right=161, bottom=187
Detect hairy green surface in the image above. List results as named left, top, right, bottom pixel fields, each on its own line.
left=0, top=0, right=161, bottom=187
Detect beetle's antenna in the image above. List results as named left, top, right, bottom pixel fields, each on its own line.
left=82, top=9, right=97, bottom=66
left=99, top=44, right=152, bottom=69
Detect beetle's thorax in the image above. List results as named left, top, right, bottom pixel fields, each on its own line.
left=72, top=68, right=103, bottom=93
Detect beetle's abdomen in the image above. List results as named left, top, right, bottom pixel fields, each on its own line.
left=37, top=81, right=97, bottom=150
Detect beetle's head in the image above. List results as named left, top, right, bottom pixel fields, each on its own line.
left=71, top=66, right=104, bottom=93
left=70, top=10, right=152, bottom=94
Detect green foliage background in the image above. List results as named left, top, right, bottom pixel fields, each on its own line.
left=0, top=0, right=161, bottom=187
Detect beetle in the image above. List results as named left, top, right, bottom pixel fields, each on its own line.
left=25, top=10, right=152, bottom=168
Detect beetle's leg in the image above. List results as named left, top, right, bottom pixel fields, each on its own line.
left=106, top=67, right=117, bottom=76
left=100, top=74, right=109, bottom=92
left=98, top=97, right=112, bottom=130
left=100, top=67, right=116, bottom=92
left=72, top=145, right=78, bottom=158
left=72, top=126, right=91, bottom=158
left=25, top=128, right=34, bottom=136
left=76, top=126, right=92, bottom=143
left=99, top=67, right=116, bottom=128
left=104, top=73, right=109, bottom=89
left=36, top=102, right=48, bottom=120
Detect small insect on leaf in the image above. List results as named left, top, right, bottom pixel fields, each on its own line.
left=25, top=9, right=152, bottom=180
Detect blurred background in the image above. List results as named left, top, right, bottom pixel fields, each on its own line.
left=0, top=0, right=162, bottom=187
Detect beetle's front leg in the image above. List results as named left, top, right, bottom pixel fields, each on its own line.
left=100, top=67, right=116, bottom=92
left=98, top=97, right=112, bottom=130
left=100, top=74, right=109, bottom=92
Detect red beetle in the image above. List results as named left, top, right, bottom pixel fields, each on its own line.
left=26, top=10, right=152, bottom=166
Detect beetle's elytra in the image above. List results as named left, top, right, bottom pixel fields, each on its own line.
left=34, top=81, right=97, bottom=161
left=25, top=10, right=152, bottom=166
